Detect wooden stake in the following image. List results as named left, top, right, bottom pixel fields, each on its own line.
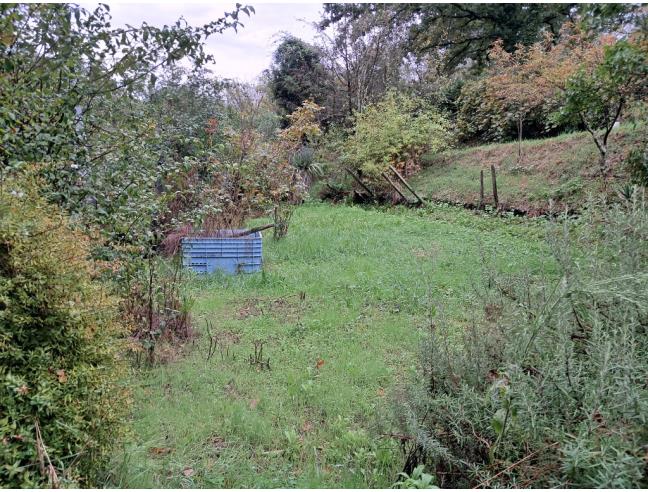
left=226, top=223, right=275, bottom=238
left=345, top=168, right=374, bottom=197
left=490, top=164, right=499, bottom=209
left=381, top=172, right=409, bottom=203
left=479, top=170, right=485, bottom=210
left=388, top=165, right=425, bottom=204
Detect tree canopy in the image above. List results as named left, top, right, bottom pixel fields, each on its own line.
left=268, top=35, right=326, bottom=116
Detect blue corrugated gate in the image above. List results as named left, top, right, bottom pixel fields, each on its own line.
left=181, top=231, right=263, bottom=274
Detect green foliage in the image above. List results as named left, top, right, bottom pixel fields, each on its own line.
left=345, top=92, right=453, bottom=178
left=402, top=195, right=648, bottom=487
left=554, top=39, right=648, bottom=172
left=269, top=35, right=326, bottom=116
left=321, top=4, right=574, bottom=71
left=0, top=174, right=129, bottom=487
left=0, top=3, right=245, bottom=167
left=393, top=465, right=438, bottom=489
left=455, top=78, right=513, bottom=143
left=626, top=138, right=648, bottom=187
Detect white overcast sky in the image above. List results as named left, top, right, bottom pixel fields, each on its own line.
left=82, top=1, right=324, bottom=82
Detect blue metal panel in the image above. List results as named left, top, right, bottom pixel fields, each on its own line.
left=181, top=230, right=263, bottom=275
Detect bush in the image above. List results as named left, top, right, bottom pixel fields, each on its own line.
left=401, top=193, right=648, bottom=488
left=0, top=175, right=129, bottom=487
left=345, top=92, right=453, bottom=179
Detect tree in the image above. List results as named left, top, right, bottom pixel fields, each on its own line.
left=0, top=3, right=251, bottom=362
left=483, top=39, right=557, bottom=161
left=314, top=8, right=406, bottom=123
left=321, top=3, right=575, bottom=71
left=268, top=35, right=326, bottom=116
left=557, top=39, right=648, bottom=175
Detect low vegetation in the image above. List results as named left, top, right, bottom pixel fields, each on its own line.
left=0, top=175, right=129, bottom=487
left=404, top=193, right=648, bottom=488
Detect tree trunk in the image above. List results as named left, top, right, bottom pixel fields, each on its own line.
left=517, top=115, right=523, bottom=163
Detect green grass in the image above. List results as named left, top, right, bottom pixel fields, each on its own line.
left=412, top=126, right=641, bottom=214
left=110, top=202, right=552, bottom=488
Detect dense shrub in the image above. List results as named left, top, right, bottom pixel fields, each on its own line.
left=402, top=193, right=648, bottom=488
left=0, top=175, right=129, bottom=487
left=345, top=92, right=453, bottom=179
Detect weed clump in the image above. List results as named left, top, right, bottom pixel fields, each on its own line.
left=0, top=176, right=129, bottom=487
left=402, top=192, right=648, bottom=488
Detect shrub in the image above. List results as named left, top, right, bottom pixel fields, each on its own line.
left=0, top=175, right=129, bottom=487
left=401, top=193, right=648, bottom=488
left=345, top=92, right=453, bottom=179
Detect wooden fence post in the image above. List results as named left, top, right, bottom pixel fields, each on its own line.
left=479, top=170, right=485, bottom=210
left=388, top=165, right=425, bottom=205
left=345, top=168, right=374, bottom=198
left=490, top=165, right=499, bottom=210
left=381, top=172, right=409, bottom=203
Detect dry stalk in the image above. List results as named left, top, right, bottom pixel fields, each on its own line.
left=34, top=419, right=60, bottom=488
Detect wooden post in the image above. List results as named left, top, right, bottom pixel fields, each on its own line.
left=490, top=165, right=499, bottom=209
left=345, top=168, right=374, bottom=197
left=388, top=165, right=425, bottom=204
left=479, top=170, right=485, bottom=210
left=381, top=172, right=409, bottom=203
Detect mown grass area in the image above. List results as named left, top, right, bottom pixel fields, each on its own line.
left=111, top=202, right=553, bottom=488
left=413, top=126, right=642, bottom=215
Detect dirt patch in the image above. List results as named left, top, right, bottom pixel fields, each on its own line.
left=235, top=293, right=308, bottom=323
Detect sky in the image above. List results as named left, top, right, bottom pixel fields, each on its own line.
left=85, top=2, right=324, bottom=82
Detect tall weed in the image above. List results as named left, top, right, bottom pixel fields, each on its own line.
left=402, top=192, right=648, bottom=488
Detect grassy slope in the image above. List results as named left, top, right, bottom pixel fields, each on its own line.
left=112, top=203, right=551, bottom=488
left=412, top=127, right=641, bottom=215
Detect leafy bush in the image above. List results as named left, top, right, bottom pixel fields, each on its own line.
left=401, top=193, right=648, bottom=488
left=0, top=175, right=129, bottom=487
left=345, top=92, right=453, bottom=179
left=393, top=465, right=438, bottom=489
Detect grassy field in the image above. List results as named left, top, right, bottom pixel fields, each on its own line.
left=110, top=203, right=553, bottom=488
left=412, top=126, right=641, bottom=215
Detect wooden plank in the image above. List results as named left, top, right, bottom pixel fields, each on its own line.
left=345, top=168, right=374, bottom=197
left=381, top=172, right=410, bottom=203
left=226, top=223, right=274, bottom=238
left=388, top=165, right=425, bottom=204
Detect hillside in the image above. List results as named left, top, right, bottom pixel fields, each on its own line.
left=411, top=126, right=642, bottom=215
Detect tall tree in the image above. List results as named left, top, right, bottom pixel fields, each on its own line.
left=314, top=8, right=406, bottom=122
left=321, top=3, right=576, bottom=71
left=268, top=35, right=326, bottom=116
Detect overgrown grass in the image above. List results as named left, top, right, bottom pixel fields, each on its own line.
left=109, top=203, right=552, bottom=488
left=402, top=193, right=648, bottom=488
left=412, top=126, right=642, bottom=214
